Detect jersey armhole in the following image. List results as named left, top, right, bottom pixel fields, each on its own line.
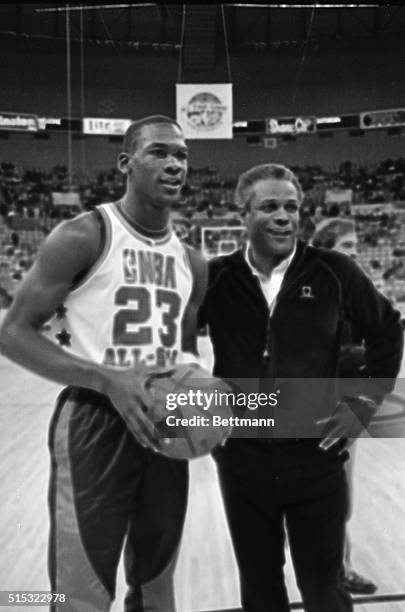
left=181, top=245, right=208, bottom=354
left=184, top=244, right=208, bottom=309
left=71, top=207, right=112, bottom=292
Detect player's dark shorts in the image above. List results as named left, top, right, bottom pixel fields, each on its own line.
left=48, top=386, right=188, bottom=612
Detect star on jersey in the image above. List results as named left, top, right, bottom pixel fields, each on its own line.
left=56, top=329, right=71, bottom=347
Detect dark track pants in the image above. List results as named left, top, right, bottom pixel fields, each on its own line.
left=48, top=387, right=188, bottom=612
left=216, top=440, right=353, bottom=612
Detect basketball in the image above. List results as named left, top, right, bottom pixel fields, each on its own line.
left=144, top=362, right=234, bottom=460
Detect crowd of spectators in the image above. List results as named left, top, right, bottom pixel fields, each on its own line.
left=296, top=158, right=405, bottom=207
left=1, top=157, right=405, bottom=305
left=1, top=157, right=405, bottom=225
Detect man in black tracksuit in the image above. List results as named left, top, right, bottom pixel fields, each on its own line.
left=199, top=164, right=403, bottom=612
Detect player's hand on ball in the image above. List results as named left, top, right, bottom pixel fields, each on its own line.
left=143, top=362, right=233, bottom=460
left=105, top=367, right=166, bottom=451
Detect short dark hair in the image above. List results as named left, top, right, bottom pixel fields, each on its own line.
left=235, top=163, right=304, bottom=211
left=123, top=115, right=183, bottom=153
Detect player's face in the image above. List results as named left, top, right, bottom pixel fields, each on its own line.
left=123, top=123, right=188, bottom=206
left=334, top=232, right=358, bottom=259
left=245, top=178, right=301, bottom=258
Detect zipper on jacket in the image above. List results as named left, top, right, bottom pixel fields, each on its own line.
left=263, top=311, right=272, bottom=364
left=261, top=261, right=318, bottom=366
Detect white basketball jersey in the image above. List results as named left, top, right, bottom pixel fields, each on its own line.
left=47, top=203, right=194, bottom=368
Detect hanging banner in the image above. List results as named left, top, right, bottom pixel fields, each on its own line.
left=176, top=83, right=233, bottom=139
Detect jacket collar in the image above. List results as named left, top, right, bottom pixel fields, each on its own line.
left=244, top=242, right=297, bottom=280
left=229, top=241, right=325, bottom=293
left=231, top=240, right=308, bottom=272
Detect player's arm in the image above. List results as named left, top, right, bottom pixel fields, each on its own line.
left=197, top=255, right=230, bottom=330
left=182, top=247, right=208, bottom=356
left=0, top=214, right=101, bottom=385
left=0, top=214, right=158, bottom=447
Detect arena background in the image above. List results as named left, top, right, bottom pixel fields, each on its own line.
left=1, top=4, right=405, bottom=611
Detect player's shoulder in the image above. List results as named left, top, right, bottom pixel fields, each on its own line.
left=39, top=209, right=104, bottom=269
left=47, top=209, right=101, bottom=243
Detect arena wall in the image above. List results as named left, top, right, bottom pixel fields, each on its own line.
left=1, top=35, right=405, bottom=173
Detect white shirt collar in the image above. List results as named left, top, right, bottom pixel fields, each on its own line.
left=245, top=241, right=297, bottom=280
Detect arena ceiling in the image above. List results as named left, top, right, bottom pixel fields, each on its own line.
left=1, top=3, right=405, bottom=53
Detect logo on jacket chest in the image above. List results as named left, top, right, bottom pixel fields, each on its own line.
left=299, top=285, right=315, bottom=299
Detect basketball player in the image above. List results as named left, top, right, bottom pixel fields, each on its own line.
left=0, top=116, right=207, bottom=611
left=312, top=217, right=377, bottom=595
left=199, top=164, right=403, bottom=611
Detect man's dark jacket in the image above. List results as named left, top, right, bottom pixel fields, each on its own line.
left=199, top=241, right=403, bottom=456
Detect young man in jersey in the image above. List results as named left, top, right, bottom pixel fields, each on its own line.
left=199, top=164, right=403, bottom=612
left=0, top=116, right=206, bottom=612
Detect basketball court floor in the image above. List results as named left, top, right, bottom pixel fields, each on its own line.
left=1, top=335, right=405, bottom=611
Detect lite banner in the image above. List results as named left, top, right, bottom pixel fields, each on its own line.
left=83, top=118, right=132, bottom=136
left=176, top=83, right=233, bottom=139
